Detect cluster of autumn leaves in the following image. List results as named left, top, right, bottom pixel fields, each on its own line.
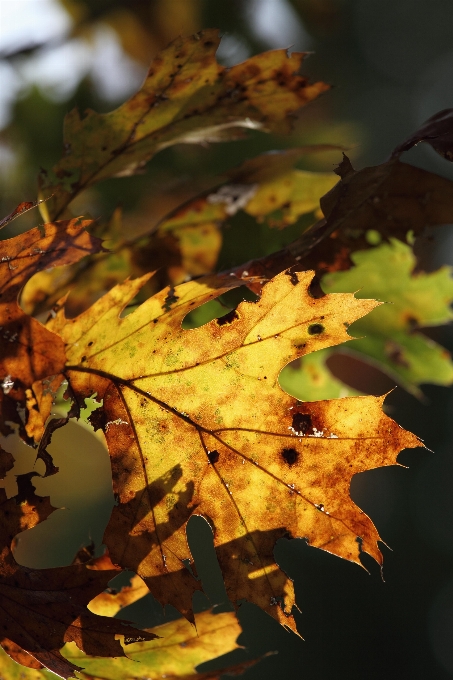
left=2, top=29, right=453, bottom=679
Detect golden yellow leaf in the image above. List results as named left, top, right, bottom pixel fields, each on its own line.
left=47, top=268, right=420, bottom=634
left=38, top=30, right=328, bottom=222
left=88, top=574, right=149, bottom=618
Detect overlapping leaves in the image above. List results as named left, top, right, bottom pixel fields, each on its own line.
left=38, top=29, right=328, bottom=222
left=5, top=29, right=453, bottom=680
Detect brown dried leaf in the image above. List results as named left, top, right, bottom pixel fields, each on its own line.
left=0, top=218, right=102, bottom=441
left=0, top=485, right=155, bottom=678
left=236, top=155, right=453, bottom=284
left=0, top=200, right=45, bottom=231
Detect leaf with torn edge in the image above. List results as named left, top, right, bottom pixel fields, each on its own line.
left=235, top=154, right=453, bottom=285
left=38, top=29, right=329, bottom=222
left=47, top=268, right=420, bottom=633
left=0, top=489, right=155, bottom=678
left=0, top=608, right=253, bottom=680
left=24, top=149, right=337, bottom=318
left=0, top=218, right=102, bottom=442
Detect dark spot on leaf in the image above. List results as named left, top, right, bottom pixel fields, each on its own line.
left=286, top=270, right=298, bottom=286
left=87, top=341, right=93, bottom=346
left=81, top=356, right=86, bottom=362
left=89, top=408, right=106, bottom=432
left=208, top=450, right=220, bottom=464
left=204, top=40, right=215, bottom=47
left=281, top=448, right=299, bottom=466
left=386, top=341, right=410, bottom=368
left=217, top=309, right=239, bottom=326
left=291, top=413, right=312, bottom=435
left=308, top=323, right=324, bottom=335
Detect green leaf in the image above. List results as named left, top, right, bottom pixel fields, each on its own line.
left=280, top=349, right=358, bottom=402
left=321, top=238, right=453, bottom=395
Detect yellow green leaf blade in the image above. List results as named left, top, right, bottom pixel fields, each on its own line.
left=159, top=153, right=338, bottom=233
left=38, top=30, right=328, bottom=221
left=322, top=239, right=453, bottom=394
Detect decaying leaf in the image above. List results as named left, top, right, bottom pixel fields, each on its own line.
left=38, top=29, right=329, bottom=222
left=23, top=150, right=337, bottom=318
left=0, top=478, right=155, bottom=679
left=322, top=239, right=453, bottom=396
left=0, top=607, right=252, bottom=680
left=88, top=574, right=150, bottom=618
left=45, top=267, right=420, bottom=633
left=0, top=218, right=102, bottom=442
left=159, top=148, right=337, bottom=236
left=236, top=155, right=453, bottom=285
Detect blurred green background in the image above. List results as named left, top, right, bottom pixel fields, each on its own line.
left=2, top=0, right=453, bottom=678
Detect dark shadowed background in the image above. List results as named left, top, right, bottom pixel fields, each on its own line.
left=1, top=1, right=453, bottom=677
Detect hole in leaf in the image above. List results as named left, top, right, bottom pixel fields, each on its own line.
left=291, top=413, right=312, bottom=435
left=281, top=448, right=299, bottom=466
left=308, top=275, right=326, bottom=299
left=208, top=450, right=220, bottom=464
left=217, top=309, right=239, bottom=326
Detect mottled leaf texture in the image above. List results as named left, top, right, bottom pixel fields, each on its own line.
left=38, top=29, right=328, bottom=221
left=392, top=108, right=453, bottom=161
left=46, top=268, right=420, bottom=633
left=0, top=218, right=102, bottom=441
left=322, top=239, right=453, bottom=396
left=23, top=150, right=337, bottom=318
left=0, top=608, right=253, bottom=680
left=158, top=147, right=337, bottom=237
left=0, top=483, right=154, bottom=679
left=237, top=155, right=453, bottom=284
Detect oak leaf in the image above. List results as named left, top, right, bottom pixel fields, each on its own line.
left=0, top=479, right=156, bottom=679
left=46, top=268, right=420, bottom=633
left=38, top=29, right=329, bottom=222
left=0, top=200, right=45, bottom=231
left=24, top=149, right=337, bottom=318
left=281, top=239, right=453, bottom=401
left=0, top=218, right=102, bottom=442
